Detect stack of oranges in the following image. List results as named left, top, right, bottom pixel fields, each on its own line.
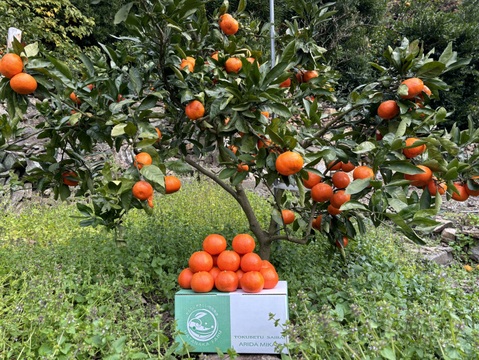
left=178, top=233, right=279, bottom=293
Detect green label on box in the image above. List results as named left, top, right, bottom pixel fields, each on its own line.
left=175, top=292, right=231, bottom=352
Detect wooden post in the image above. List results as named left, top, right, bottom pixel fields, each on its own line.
left=7, top=27, right=22, bottom=50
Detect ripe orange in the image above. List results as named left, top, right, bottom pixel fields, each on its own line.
left=257, top=137, right=272, bottom=150
left=302, top=70, right=319, bottom=83
left=240, top=271, right=264, bottom=293
left=134, top=152, right=152, bottom=169
left=332, top=171, right=350, bottom=189
left=240, top=252, right=263, bottom=272
left=327, top=204, right=342, bottom=216
left=275, top=151, right=304, bottom=176
left=302, top=171, right=322, bottom=189
left=404, top=165, right=432, bottom=187
left=9, top=73, right=37, bottom=95
left=217, top=250, right=241, bottom=271
left=260, top=267, right=279, bottom=289
left=179, top=56, right=195, bottom=72
left=451, top=183, right=469, bottom=202
left=279, top=77, right=291, bottom=88
left=403, top=137, right=426, bottom=158
left=185, top=100, right=205, bottom=120
left=335, top=236, right=349, bottom=248
left=465, top=176, right=479, bottom=196
left=281, top=209, right=295, bottom=225
left=203, top=234, right=227, bottom=255
left=215, top=270, right=239, bottom=292
left=178, top=268, right=194, bottom=289
left=426, top=178, right=447, bottom=196
left=330, top=190, right=351, bottom=209
left=328, top=161, right=342, bottom=171
left=69, top=92, right=81, bottom=105
left=311, top=183, right=333, bottom=202
left=352, top=166, right=375, bottom=180
left=188, top=251, right=214, bottom=273
left=209, top=266, right=221, bottom=280
left=0, top=53, right=23, bottom=78
left=260, top=110, right=269, bottom=118
left=237, top=163, right=249, bottom=172
left=147, top=195, right=154, bottom=208
left=190, top=271, right=215, bottom=293
left=377, top=100, right=400, bottom=120
left=400, top=77, right=424, bottom=99
left=132, top=180, right=154, bottom=201
left=225, top=57, right=242, bottom=74
left=341, top=161, right=355, bottom=172
left=312, top=214, right=323, bottom=230
left=155, top=128, right=162, bottom=141
left=261, top=260, right=275, bottom=270
left=228, top=144, right=238, bottom=154
left=232, top=234, right=256, bottom=254
left=236, top=268, right=244, bottom=281
left=61, top=171, right=79, bottom=186
left=219, top=13, right=239, bottom=36
left=165, top=175, right=181, bottom=194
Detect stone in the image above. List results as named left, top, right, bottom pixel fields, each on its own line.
left=441, top=228, right=457, bottom=243
left=425, top=247, right=454, bottom=265
left=470, top=245, right=479, bottom=262
left=433, top=218, right=454, bottom=233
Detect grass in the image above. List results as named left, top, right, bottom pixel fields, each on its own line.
left=1, top=179, right=479, bottom=359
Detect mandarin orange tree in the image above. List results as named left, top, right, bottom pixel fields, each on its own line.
left=1, top=1, right=479, bottom=258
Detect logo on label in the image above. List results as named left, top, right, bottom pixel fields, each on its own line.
left=187, top=309, right=218, bottom=342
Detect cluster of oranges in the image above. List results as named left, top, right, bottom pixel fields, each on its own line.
left=178, top=233, right=279, bottom=293
left=131, top=152, right=182, bottom=208
left=0, top=53, right=37, bottom=95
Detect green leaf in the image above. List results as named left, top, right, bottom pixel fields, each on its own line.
left=219, top=168, right=237, bottom=179
left=416, top=61, right=445, bottom=77
left=340, top=201, right=368, bottom=211
left=380, top=347, right=397, bottom=360
left=353, top=141, right=376, bottom=154
left=268, top=103, right=291, bottom=118
left=114, top=2, right=134, bottom=24
left=383, top=161, right=427, bottom=174
left=44, top=54, right=72, bottom=80
left=346, top=178, right=371, bottom=194
left=237, top=0, right=247, bottom=14
left=141, top=165, right=164, bottom=187
left=111, top=124, right=127, bottom=137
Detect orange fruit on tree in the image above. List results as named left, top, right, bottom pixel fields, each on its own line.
left=451, top=182, right=469, bottom=202
left=237, top=163, right=249, bottom=172
left=279, top=77, right=291, bottom=88
left=188, top=251, right=214, bottom=273
left=275, top=151, right=304, bottom=176
left=312, top=214, right=323, bottom=230
left=165, top=175, right=181, bottom=194
left=215, top=270, right=239, bottom=292
left=132, top=180, right=154, bottom=201
left=211, top=51, right=220, bottom=61
left=232, top=233, right=256, bottom=254
left=302, top=70, right=319, bottom=83
left=465, top=176, right=479, bottom=196
left=257, top=137, right=272, bottom=150
left=225, top=57, right=242, bottom=74
left=203, top=234, right=227, bottom=255
left=9, top=73, right=37, bottom=95
left=155, top=128, right=162, bottom=141
left=403, top=137, right=426, bottom=158
left=330, top=190, right=351, bottom=209
left=69, top=91, right=81, bottom=104
left=377, top=100, right=400, bottom=120
left=328, top=160, right=342, bottom=171
left=281, top=209, right=295, bottom=225
left=426, top=178, right=447, bottom=196
left=179, top=56, right=195, bottom=72
left=147, top=195, right=154, bottom=208
left=400, top=77, right=424, bottom=99
left=311, top=183, right=333, bottom=202
left=404, top=165, right=432, bottom=187
left=209, top=266, right=221, bottom=280
left=190, top=271, right=215, bottom=293
left=134, top=152, right=152, bottom=169
left=185, top=99, right=205, bottom=120
left=178, top=268, right=194, bottom=289
left=260, top=111, right=269, bottom=118
left=302, top=171, right=322, bottom=189
left=332, top=171, right=350, bottom=189
left=61, top=171, right=79, bottom=186
left=0, top=53, right=23, bottom=78
left=260, top=267, right=279, bottom=289
left=335, top=236, right=349, bottom=248
left=353, top=166, right=375, bottom=180
left=240, top=271, right=264, bottom=293
left=240, top=252, right=263, bottom=272
left=217, top=250, right=241, bottom=271
left=341, top=161, right=355, bottom=172
left=219, top=13, right=239, bottom=36
left=327, top=204, right=342, bottom=216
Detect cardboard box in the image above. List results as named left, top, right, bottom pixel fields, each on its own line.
left=175, top=281, right=289, bottom=354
